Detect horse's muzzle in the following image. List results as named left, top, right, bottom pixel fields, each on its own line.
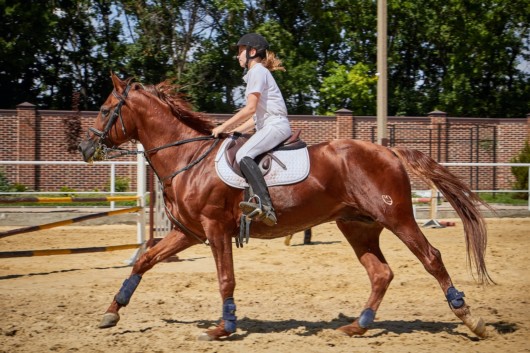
left=78, top=138, right=97, bottom=162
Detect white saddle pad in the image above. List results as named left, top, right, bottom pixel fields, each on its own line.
left=214, top=138, right=310, bottom=189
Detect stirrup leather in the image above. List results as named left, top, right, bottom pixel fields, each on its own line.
left=239, top=196, right=277, bottom=226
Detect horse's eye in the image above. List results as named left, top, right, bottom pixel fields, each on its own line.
left=101, top=107, right=110, bottom=117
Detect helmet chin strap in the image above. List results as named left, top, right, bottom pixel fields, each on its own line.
left=245, top=46, right=260, bottom=70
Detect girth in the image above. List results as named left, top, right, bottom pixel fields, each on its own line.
left=224, top=129, right=306, bottom=176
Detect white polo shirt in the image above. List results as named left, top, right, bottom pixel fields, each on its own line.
left=244, top=63, right=288, bottom=130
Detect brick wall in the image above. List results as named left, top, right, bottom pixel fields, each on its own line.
left=0, top=104, right=528, bottom=192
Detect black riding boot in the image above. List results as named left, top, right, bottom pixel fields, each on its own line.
left=239, top=156, right=277, bottom=226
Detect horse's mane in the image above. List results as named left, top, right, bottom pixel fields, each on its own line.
left=138, top=81, right=215, bottom=135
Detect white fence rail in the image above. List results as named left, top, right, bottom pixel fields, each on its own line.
left=0, top=160, right=141, bottom=206
left=0, top=160, right=529, bottom=211
left=440, top=162, right=530, bottom=211
left=0, top=146, right=149, bottom=264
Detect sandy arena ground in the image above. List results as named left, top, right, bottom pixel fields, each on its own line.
left=0, top=218, right=529, bottom=353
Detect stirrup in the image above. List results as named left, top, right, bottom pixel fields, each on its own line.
left=240, top=197, right=277, bottom=226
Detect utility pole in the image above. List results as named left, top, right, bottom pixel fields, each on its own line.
left=377, top=0, right=388, bottom=146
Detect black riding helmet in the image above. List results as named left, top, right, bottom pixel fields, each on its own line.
left=236, top=33, right=269, bottom=68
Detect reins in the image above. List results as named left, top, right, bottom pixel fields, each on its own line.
left=102, top=136, right=220, bottom=247
left=147, top=136, right=219, bottom=246
left=99, top=135, right=220, bottom=181
left=145, top=136, right=221, bottom=182
left=89, top=81, right=221, bottom=247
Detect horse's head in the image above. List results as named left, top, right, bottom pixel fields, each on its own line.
left=78, top=73, right=138, bottom=162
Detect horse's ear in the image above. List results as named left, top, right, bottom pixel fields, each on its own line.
left=110, top=72, right=126, bottom=93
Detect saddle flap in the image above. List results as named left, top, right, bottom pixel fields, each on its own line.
left=215, top=137, right=310, bottom=190
left=224, top=135, right=248, bottom=175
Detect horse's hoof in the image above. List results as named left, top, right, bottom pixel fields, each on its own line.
left=334, top=328, right=351, bottom=337
left=470, top=317, right=488, bottom=338
left=197, top=332, right=215, bottom=341
left=98, top=312, right=120, bottom=328
left=197, top=325, right=232, bottom=341
left=336, top=323, right=368, bottom=337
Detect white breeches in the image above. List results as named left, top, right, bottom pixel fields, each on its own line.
left=236, top=117, right=291, bottom=163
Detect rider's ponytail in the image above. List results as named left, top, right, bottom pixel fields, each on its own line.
left=262, top=51, right=286, bottom=72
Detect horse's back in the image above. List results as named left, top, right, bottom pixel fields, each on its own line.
left=305, top=139, right=414, bottom=214
left=307, top=139, right=403, bottom=174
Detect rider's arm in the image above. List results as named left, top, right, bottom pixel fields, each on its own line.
left=233, top=117, right=256, bottom=134
left=212, top=93, right=259, bottom=137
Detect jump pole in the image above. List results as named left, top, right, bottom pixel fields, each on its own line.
left=0, top=243, right=141, bottom=258
left=0, top=196, right=139, bottom=203
left=0, top=206, right=142, bottom=239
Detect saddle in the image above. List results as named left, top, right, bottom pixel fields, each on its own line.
left=224, top=130, right=307, bottom=177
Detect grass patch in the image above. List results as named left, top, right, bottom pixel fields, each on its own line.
left=477, top=192, right=528, bottom=206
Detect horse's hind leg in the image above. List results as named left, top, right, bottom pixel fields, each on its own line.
left=335, top=220, right=393, bottom=336
left=99, top=229, right=199, bottom=328
left=388, top=217, right=488, bottom=337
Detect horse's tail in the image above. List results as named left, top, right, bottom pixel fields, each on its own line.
left=390, top=147, right=495, bottom=285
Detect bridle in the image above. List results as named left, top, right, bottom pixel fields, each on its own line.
left=89, top=84, right=133, bottom=143
left=88, top=82, right=220, bottom=181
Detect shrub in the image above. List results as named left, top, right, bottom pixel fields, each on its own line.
left=0, top=171, right=11, bottom=192
left=13, top=183, right=28, bottom=192
left=107, top=177, right=130, bottom=192
left=59, top=186, right=77, bottom=196
left=510, top=140, right=530, bottom=199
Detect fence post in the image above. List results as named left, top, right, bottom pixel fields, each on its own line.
left=125, top=144, right=147, bottom=265
left=422, top=188, right=444, bottom=228
left=522, top=112, right=530, bottom=211
left=136, top=144, right=146, bottom=244
left=428, top=110, right=447, bottom=162
left=110, top=164, right=116, bottom=210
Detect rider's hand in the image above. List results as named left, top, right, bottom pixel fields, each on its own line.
left=212, top=125, right=226, bottom=138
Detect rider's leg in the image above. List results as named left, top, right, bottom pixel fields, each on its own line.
left=235, top=123, right=290, bottom=226
left=239, top=156, right=277, bottom=226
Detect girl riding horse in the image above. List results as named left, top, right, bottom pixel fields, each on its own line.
left=212, top=33, right=291, bottom=226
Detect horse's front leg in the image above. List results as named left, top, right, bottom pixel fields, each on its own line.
left=99, top=229, right=199, bottom=328
left=199, top=229, right=236, bottom=341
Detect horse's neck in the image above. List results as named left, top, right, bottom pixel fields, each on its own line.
left=137, top=111, right=208, bottom=180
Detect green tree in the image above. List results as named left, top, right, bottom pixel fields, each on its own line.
left=180, top=0, right=246, bottom=113
left=0, top=0, right=56, bottom=108
left=44, top=0, right=127, bottom=109
left=511, top=140, right=530, bottom=199
left=387, top=0, right=530, bottom=117
left=0, top=0, right=127, bottom=110
left=119, top=0, right=214, bottom=84
left=319, top=62, right=377, bottom=115
left=1, top=0, right=529, bottom=118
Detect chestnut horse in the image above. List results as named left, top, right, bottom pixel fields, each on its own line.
left=79, top=73, right=493, bottom=341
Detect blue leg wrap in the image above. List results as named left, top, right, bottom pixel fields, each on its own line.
left=446, top=286, right=465, bottom=309
left=222, top=298, right=237, bottom=333
left=358, top=308, right=375, bottom=328
left=115, top=274, right=142, bottom=306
